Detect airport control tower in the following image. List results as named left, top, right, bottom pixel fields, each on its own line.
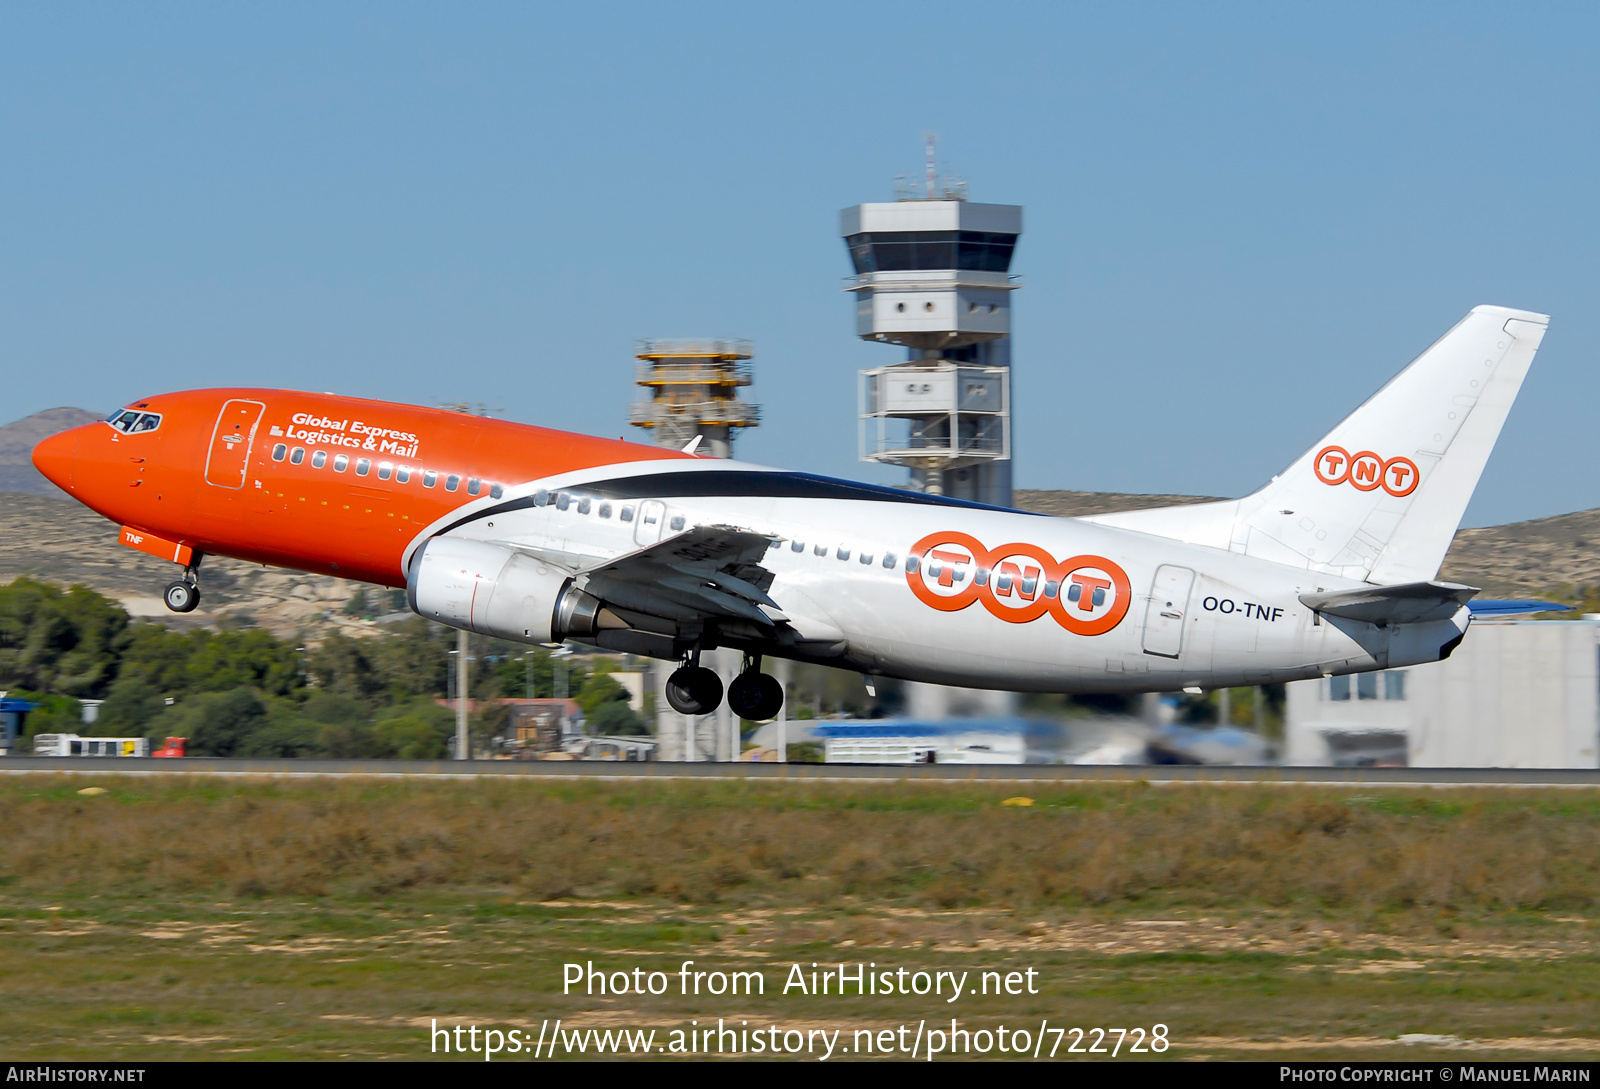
left=845, top=143, right=1021, bottom=505
left=628, top=339, right=760, bottom=458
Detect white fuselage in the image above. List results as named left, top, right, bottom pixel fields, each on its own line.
left=422, top=460, right=1467, bottom=694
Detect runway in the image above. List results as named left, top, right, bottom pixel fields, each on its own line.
left=3, top=757, right=1599, bottom=787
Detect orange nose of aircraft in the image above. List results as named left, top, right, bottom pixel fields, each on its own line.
left=31, top=428, right=79, bottom=494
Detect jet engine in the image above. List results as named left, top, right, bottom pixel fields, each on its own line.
left=406, top=536, right=601, bottom=645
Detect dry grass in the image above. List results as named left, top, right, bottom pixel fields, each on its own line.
left=3, top=777, right=1599, bottom=1060
left=4, top=778, right=1597, bottom=918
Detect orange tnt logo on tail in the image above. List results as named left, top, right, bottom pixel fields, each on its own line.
left=1313, top=446, right=1420, bottom=498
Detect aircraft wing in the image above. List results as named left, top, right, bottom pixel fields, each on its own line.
left=1299, top=581, right=1478, bottom=626
left=570, top=524, right=784, bottom=628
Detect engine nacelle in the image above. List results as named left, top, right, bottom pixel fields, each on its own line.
left=406, top=537, right=599, bottom=645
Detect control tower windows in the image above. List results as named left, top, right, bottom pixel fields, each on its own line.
left=845, top=231, right=1018, bottom=274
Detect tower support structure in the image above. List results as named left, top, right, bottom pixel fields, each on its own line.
left=628, top=339, right=759, bottom=458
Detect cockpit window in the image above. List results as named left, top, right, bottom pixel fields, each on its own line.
left=107, top=409, right=162, bottom=434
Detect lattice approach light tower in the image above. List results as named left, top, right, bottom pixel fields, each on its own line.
left=845, top=147, right=1021, bottom=504
left=628, top=339, right=760, bottom=458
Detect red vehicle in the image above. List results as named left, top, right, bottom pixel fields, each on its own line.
left=151, top=737, right=186, bottom=758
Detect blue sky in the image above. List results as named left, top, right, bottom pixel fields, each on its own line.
left=3, top=3, right=1596, bottom=526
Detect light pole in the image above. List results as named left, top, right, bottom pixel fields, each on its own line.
left=455, top=628, right=469, bottom=760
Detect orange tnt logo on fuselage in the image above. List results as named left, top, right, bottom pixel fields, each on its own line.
left=1313, top=445, right=1419, bottom=498
left=906, top=532, right=1132, bottom=636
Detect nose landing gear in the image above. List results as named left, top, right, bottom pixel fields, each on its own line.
left=163, top=557, right=203, bottom=614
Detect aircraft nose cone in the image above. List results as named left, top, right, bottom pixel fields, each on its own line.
left=31, top=429, right=78, bottom=493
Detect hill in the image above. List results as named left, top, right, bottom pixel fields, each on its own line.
left=0, top=408, right=103, bottom=495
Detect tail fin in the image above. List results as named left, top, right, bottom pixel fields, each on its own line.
left=1084, top=305, right=1548, bottom=584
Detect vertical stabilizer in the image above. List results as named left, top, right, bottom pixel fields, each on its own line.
left=1084, top=306, right=1548, bottom=584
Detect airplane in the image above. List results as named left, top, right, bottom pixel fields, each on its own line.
left=30, top=305, right=1547, bottom=722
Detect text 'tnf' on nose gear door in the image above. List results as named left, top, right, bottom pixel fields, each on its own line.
left=1142, top=565, right=1196, bottom=659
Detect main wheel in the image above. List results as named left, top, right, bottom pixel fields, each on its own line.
left=163, top=581, right=200, bottom=613
left=665, top=666, right=723, bottom=716
left=728, top=672, right=784, bottom=721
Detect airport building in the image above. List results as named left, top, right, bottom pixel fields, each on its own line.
left=1284, top=619, right=1600, bottom=768
left=844, top=145, right=1021, bottom=505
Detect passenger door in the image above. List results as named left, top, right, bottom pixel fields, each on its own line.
left=1141, top=565, right=1196, bottom=658
left=204, top=399, right=266, bottom=489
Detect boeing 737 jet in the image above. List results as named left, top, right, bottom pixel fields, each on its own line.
left=31, top=305, right=1546, bottom=721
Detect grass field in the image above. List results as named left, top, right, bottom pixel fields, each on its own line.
left=2, top=774, right=1597, bottom=1061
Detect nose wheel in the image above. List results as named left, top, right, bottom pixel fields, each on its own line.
left=163, top=579, right=200, bottom=613
left=163, top=556, right=203, bottom=614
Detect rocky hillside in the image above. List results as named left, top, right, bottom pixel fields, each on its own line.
left=0, top=408, right=103, bottom=495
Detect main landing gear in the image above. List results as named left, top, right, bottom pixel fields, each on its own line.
left=163, top=558, right=202, bottom=614
left=665, top=652, right=785, bottom=721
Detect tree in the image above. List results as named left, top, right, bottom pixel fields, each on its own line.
left=171, top=688, right=269, bottom=756
left=0, top=578, right=129, bottom=697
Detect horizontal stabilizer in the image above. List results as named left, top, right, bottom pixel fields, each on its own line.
left=1299, top=581, right=1478, bottom=626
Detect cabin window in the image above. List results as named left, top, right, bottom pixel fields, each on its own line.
left=311, top=450, right=327, bottom=469
left=577, top=497, right=591, bottom=514
left=423, top=470, right=437, bottom=488
left=356, top=459, right=371, bottom=476
left=905, top=556, right=920, bottom=575
left=859, top=552, right=872, bottom=565
left=445, top=475, right=459, bottom=492
left=533, top=489, right=549, bottom=506
left=490, top=484, right=504, bottom=499
left=396, top=467, right=411, bottom=484
left=272, top=444, right=287, bottom=461
left=290, top=448, right=305, bottom=465
left=836, top=546, right=851, bottom=561
left=556, top=492, right=570, bottom=511
left=467, top=478, right=482, bottom=496
left=792, top=540, right=805, bottom=553
left=814, top=543, right=827, bottom=556
left=670, top=515, right=685, bottom=530
left=620, top=505, right=634, bottom=522
left=333, top=454, right=348, bottom=472
left=881, top=553, right=896, bottom=569
left=377, top=463, right=392, bottom=481
left=598, top=503, right=612, bottom=518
